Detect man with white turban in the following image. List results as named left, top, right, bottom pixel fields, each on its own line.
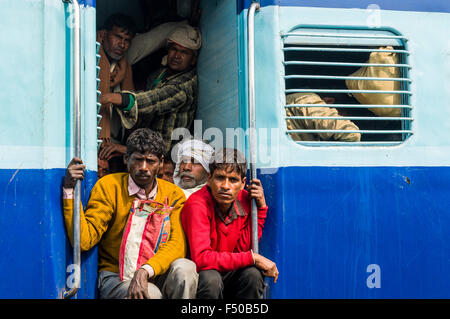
left=100, top=24, right=202, bottom=154
left=173, top=139, right=214, bottom=198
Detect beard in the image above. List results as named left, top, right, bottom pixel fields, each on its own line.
left=103, top=44, right=124, bottom=61
left=179, top=171, right=207, bottom=189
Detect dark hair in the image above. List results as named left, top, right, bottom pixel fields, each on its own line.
left=103, top=13, right=136, bottom=36
left=163, top=151, right=175, bottom=165
left=209, top=148, right=247, bottom=180
left=126, top=128, right=164, bottom=158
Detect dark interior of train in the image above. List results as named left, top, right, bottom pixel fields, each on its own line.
left=96, top=0, right=199, bottom=91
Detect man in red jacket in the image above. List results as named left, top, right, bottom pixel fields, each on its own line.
left=181, top=148, right=279, bottom=299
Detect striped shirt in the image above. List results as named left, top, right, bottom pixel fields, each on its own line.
left=118, top=67, right=198, bottom=153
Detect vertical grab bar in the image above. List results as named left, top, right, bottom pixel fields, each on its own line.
left=247, top=2, right=260, bottom=254
left=63, top=0, right=81, bottom=299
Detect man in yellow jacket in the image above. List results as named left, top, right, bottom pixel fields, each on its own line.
left=63, top=128, right=197, bottom=299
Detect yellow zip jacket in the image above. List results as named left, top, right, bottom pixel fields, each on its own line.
left=63, top=173, right=186, bottom=276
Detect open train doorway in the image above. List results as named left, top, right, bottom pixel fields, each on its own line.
left=95, top=0, right=242, bottom=169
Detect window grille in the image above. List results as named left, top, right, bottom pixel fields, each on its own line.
left=282, top=27, right=412, bottom=146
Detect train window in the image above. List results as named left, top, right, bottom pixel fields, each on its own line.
left=282, top=27, right=412, bottom=146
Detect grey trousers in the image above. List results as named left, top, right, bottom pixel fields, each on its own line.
left=98, top=258, right=198, bottom=299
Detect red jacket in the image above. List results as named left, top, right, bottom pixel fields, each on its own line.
left=181, top=185, right=268, bottom=272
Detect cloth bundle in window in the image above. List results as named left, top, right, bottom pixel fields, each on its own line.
left=285, top=92, right=361, bottom=142
left=345, top=46, right=401, bottom=117
left=119, top=198, right=173, bottom=281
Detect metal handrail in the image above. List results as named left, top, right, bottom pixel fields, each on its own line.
left=63, top=0, right=81, bottom=299
left=247, top=2, right=260, bottom=254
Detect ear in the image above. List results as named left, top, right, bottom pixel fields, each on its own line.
left=159, top=155, right=164, bottom=171
left=123, top=154, right=128, bottom=166
left=206, top=173, right=212, bottom=185
left=191, top=52, right=198, bottom=66
left=240, top=177, right=247, bottom=191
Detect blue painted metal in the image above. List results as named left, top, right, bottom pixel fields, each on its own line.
left=238, top=5, right=450, bottom=168
left=79, top=0, right=96, bottom=7
left=0, top=0, right=98, bottom=298
left=0, top=0, right=448, bottom=300
left=231, top=2, right=450, bottom=299
left=239, top=0, right=450, bottom=13
left=0, top=169, right=98, bottom=298
left=259, top=166, right=450, bottom=298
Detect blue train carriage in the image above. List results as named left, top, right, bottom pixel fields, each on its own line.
left=231, top=0, right=450, bottom=298
left=1, top=0, right=449, bottom=299
left=0, top=0, right=98, bottom=298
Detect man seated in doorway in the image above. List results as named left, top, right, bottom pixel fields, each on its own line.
left=181, top=148, right=279, bottom=299
left=100, top=24, right=202, bottom=155
left=96, top=13, right=136, bottom=178
left=285, top=92, right=361, bottom=142
left=62, top=128, right=197, bottom=299
left=172, top=139, right=214, bottom=198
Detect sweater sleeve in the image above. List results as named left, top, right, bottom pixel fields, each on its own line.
left=181, top=201, right=254, bottom=273
left=62, top=180, right=115, bottom=252
left=146, top=189, right=187, bottom=276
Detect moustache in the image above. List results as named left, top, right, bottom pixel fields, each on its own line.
left=179, top=172, right=195, bottom=179
left=135, top=173, right=151, bottom=178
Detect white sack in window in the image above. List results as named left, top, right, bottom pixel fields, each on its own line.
left=345, top=46, right=402, bottom=117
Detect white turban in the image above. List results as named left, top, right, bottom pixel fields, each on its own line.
left=173, top=139, right=214, bottom=187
